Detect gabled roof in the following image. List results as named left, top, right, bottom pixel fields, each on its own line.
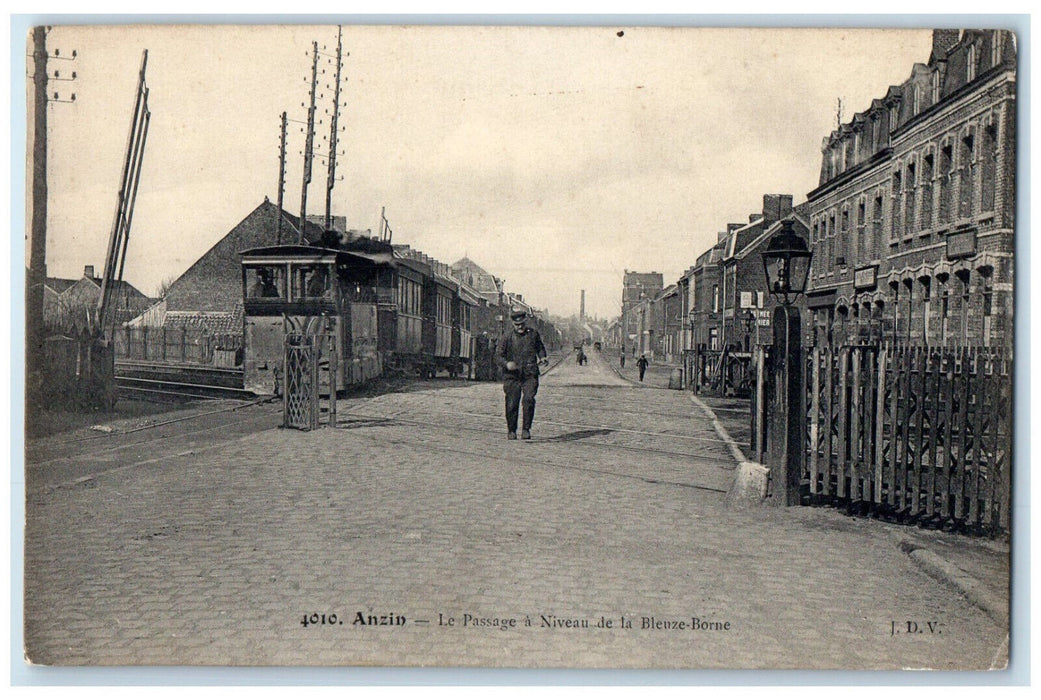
left=44, top=277, right=80, bottom=294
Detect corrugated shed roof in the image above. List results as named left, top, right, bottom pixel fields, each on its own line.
left=163, top=304, right=243, bottom=335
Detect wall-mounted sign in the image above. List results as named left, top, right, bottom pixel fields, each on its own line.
left=739, top=291, right=753, bottom=308
left=854, top=264, right=878, bottom=291
left=946, top=228, right=977, bottom=260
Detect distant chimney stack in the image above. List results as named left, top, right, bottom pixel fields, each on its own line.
left=84, top=265, right=95, bottom=279
left=580, top=289, right=586, bottom=320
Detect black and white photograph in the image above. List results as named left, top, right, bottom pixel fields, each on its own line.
left=17, top=19, right=1019, bottom=675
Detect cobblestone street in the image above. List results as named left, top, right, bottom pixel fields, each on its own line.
left=23, top=350, right=1008, bottom=669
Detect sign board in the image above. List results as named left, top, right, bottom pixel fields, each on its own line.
left=946, top=228, right=977, bottom=259
left=756, top=308, right=771, bottom=327
left=739, top=291, right=753, bottom=308
left=854, top=264, right=878, bottom=291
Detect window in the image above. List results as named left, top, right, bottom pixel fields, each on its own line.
left=889, top=105, right=899, bottom=132
left=959, top=133, right=976, bottom=219
left=838, top=209, right=849, bottom=265
left=891, top=170, right=903, bottom=239
left=829, top=214, right=837, bottom=268
left=872, top=195, right=884, bottom=260
left=912, top=85, right=921, bottom=115
left=856, top=200, right=866, bottom=265
left=905, top=161, right=917, bottom=234
left=921, top=279, right=931, bottom=343
left=712, top=285, right=719, bottom=313
left=921, top=153, right=934, bottom=230
left=247, top=266, right=284, bottom=299
left=981, top=122, right=998, bottom=212
left=992, top=31, right=1004, bottom=67
left=967, top=43, right=978, bottom=82
left=931, top=70, right=941, bottom=104
left=939, top=143, right=953, bottom=224
left=982, top=273, right=994, bottom=346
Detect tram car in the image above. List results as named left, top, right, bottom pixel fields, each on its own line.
left=240, top=237, right=477, bottom=394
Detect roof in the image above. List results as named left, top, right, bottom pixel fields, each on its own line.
left=240, top=244, right=395, bottom=267
left=163, top=305, right=244, bottom=335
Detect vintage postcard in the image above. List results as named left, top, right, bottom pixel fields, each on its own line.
left=21, top=22, right=1016, bottom=673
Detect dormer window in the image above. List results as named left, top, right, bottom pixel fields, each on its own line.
left=967, top=43, right=978, bottom=81
left=992, top=30, right=1003, bottom=67
left=912, top=85, right=921, bottom=115
left=931, top=70, right=940, bottom=104
left=889, top=105, right=899, bottom=131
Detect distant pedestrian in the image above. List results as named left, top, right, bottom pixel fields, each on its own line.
left=637, top=354, right=649, bottom=382
left=496, top=309, right=548, bottom=440
left=620, top=351, right=626, bottom=369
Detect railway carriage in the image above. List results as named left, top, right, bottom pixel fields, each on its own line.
left=240, top=237, right=477, bottom=394
left=241, top=243, right=390, bottom=395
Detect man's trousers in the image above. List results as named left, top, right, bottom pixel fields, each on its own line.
left=503, top=375, right=539, bottom=433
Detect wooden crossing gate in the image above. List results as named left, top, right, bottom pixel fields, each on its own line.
left=283, top=331, right=338, bottom=431
left=801, top=344, right=1012, bottom=532
left=752, top=342, right=1013, bottom=532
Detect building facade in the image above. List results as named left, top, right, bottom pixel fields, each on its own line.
left=805, top=29, right=1015, bottom=350
left=620, top=270, right=663, bottom=354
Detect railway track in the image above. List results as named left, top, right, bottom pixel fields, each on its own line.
left=115, top=374, right=258, bottom=401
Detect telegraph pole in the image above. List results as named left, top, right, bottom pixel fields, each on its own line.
left=27, top=26, right=49, bottom=364
left=298, top=41, right=319, bottom=244
left=325, top=26, right=345, bottom=231
left=276, top=111, right=287, bottom=244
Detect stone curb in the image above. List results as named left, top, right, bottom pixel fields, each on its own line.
left=694, top=390, right=1008, bottom=630
left=889, top=532, right=1008, bottom=627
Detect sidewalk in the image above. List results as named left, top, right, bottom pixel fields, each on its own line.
left=602, top=346, right=1010, bottom=634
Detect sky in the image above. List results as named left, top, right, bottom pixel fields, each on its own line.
left=29, top=23, right=935, bottom=320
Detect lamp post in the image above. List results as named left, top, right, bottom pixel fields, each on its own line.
left=741, top=308, right=755, bottom=352
left=760, top=220, right=812, bottom=506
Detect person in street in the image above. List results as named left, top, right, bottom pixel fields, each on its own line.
left=637, top=353, right=649, bottom=382
left=620, top=348, right=626, bottom=369
left=496, top=309, right=548, bottom=440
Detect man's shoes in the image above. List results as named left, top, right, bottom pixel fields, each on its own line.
left=508, top=432, right=517, bottom=440
left=521, top=430, right=531, bottom=440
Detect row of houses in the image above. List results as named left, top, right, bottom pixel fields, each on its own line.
left=610, top=29, right=1015, bottom=392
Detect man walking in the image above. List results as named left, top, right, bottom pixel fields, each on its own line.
left=496, top=309, right=548, bottom=440
left=637, top=353, right=649, bottom=382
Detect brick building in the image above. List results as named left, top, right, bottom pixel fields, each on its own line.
left=43, top=264, right=153, bottom=335
left=620, top=270, right=663, bottom=354
left=805, top=29, right=1015, bottom=350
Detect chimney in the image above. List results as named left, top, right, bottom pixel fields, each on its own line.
left=762, top=194, right=794, bottom=225
left=84, top=265, right=95, bottom=279
left=580, top=290, right=586, bottom=321
left=931, top=29, right=960, bottom=63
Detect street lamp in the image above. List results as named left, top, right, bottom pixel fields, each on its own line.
left=741, top=308, right=755, bottom=352
left=761, top=220, right=813, bottom=307
left=759, top=219, right=812, bottom=507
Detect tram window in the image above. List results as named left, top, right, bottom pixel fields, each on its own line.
left=291, top=265, right=332, bottom=299
left=247, top=267, right=283, bottom=299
